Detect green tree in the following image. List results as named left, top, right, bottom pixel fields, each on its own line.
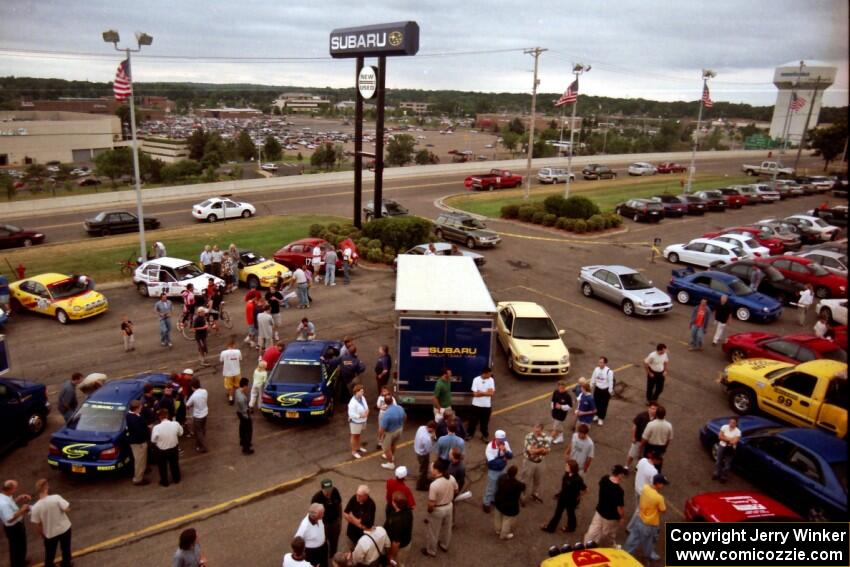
left=385, top=134, right=416, bottom=167
left=500, top=129, right=520, bottom=155
left=94, top=148, right=133, bottom=185
left=414, top=149, right=439, bottom=165
left=507, top=117, right=525, bottom=135
left=310, top=143, right=337, bottom=171
left=263, top=135, right=282, bottom=161
left=24, top=163, right=48, bottom=182
left=187, top=128, right=208, bottom=160
left=0, top=171, right=14, bottom=200
left=236, top=130, right=257, bottom=161
left=161, top=160, right=203, bottom=184
left=809, top=119, right=848, bottom=171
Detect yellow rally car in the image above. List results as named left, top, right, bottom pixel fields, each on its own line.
left=237, top=250, right=291, bottom=289
left=720, top=358, right=847, bottom=438
left=496, top=301, right=570, bottom=376
left=9, top=273, right=108, bottom=324
left=541, top=547, right=643, bottom=567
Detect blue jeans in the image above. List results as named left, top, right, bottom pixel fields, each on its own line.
left=623, top=515, right=660, bottom=561
left=484, top=468, right=505, bottom=506
left=343, top=262, right=350, bottom=284
left=689, top=325, right=705, bottom=348
left=714, top=444, right=735, bottom=479
left=325, top=264, right=335, bottom=285
left=159, top=317, right=171, bottom=345
left=297, top=283, right=309, bottom=306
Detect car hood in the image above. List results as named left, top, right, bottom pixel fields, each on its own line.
left=61, top=290, right=107, bottom=307
left=511, top=338, right=569, bottom=360
left=726, top=358, right=790, bottom=381
left=625, top=287, right=672, bottom=303
left=726, top=332, right=775, bottom=345
left=704, top=415, right=783, bottom=437
left=734, top=291, right=782, bottom=310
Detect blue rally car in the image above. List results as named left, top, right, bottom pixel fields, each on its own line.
left=48, top=373, right=172, bottom=474
left=1, top=377, right=50, bottom=455
left=700, top=416, right=847, bottom=521
left=261, top=340, right=342, bottom=422
left=667, top=268, right=783, bottom=323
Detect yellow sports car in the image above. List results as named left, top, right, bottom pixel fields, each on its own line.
left=496, top=301, right=570, bottom=376
left=237, top=250, right=291, bottom=289
left=9, top=273, right=108, bottom=324
left=541, top=547, right=642, bottom=567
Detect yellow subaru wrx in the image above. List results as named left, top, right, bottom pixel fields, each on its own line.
left=496, top=301, right=570, bottom=376
left=541, top=547, right=642, bottom=567
left=237, top=250, right=291, bottom=289
left=9, top=273, right=108, bottom=324
left=720, top=358, right=847, bottom=438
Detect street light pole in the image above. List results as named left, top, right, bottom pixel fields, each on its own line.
left=104, top=30, right=152, bottom=263
left=564, top=63, right=589, bottom=199
left=523, top=47, right=547, bottom=201
left=685, top=69, right=715, bottom=193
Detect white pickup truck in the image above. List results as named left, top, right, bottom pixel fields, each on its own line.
left=741, top=161, right=794, bottom=177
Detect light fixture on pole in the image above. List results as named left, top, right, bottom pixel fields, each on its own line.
left=685, top=69, right=715, bottom=193
left=103, top=29, right=153, bottom=263
left=523, top=47, right=547, bottom=201
left=564, top=63, right=589, bottom=199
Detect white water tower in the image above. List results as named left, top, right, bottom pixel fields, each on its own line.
left=769, top=60, right=836, bottom=144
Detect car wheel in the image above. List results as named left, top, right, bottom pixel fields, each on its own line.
left=100, top=228, right=110, bottom=237
left=27, top=411, right=47, bottom=436
left=506, top=351, right=515, bottom=372
left=735, top=307, right=751, bottom=321
left=55, top=309, right=69, bottom=325
left=675, top=290, right=690, bottom=304
left=622, top=300, right=635, bottom=316
left=730, top=387, right=756, bottom=415
left=23, top=239, right=33, bottom=247
left=137, top=282, right=149, bottom=297
left=241, top=210, right=252, bottom=218
left=434, top=229, right=443, bottom=239
left=207, top=214, right=218, bottom=223
left=729, top=348, right=747, bottom=362
left=667, top=252, right=679, bottom=264
left=487, top=185, right=495, bottom=192
left=633, top=214, right=640, bottom=223
left=820, top=307, right=833, bottom=323
left=466, top=237, right=475, bottom=249
left=710, top=442, right=719, bottom=462
left=815, top=286, right=830, bottom=299
left=581, top=283, right=593, bottom=297
left=247, top=275, right=259, bottom=289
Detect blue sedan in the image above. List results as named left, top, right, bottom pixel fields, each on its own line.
left=700, top=416, right=847, bottom=521
left=667, top=268, right=783, bottom=322
left=48, top=373, right=173, bottom=475
left=1, top=378, right=50, bottom=455
left=261, top=340, right=343, bottom=422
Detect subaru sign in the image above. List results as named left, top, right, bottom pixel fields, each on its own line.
left=330, top=21, right=419, bottom=58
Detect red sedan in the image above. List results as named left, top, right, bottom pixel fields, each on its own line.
left=703, top=226, right=784, bottom=255
left=684, top=491, right=801, bottom=522
left=273, top=237, right=359, bottom=271
left=757, top=256, right=848, bottom=298
left=723, top=332, right=847, bottom=363
left=719, top=187, right=749, bottom=208
left=656, top=162, right=687, bottom=174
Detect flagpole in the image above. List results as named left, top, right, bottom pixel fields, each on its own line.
left=558, top=103, right=566, bottom=153
left=126, top=49, right=147, bottom=262
left=773, top=61, right=803, bottom=188
left=564, top=63, right=589, bottom=199
left=685, top=69, right=715, bottom=194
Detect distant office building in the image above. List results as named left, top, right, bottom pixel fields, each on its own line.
left=140, top=137, right=190, bottom=164
left=0, top=110, right=122, bottom=166
left=273, top=93, right=331, bottom=113
left=769, top=61, right=836, bottom=144
left=399, top=101, right=432, bottom=114
left=19, top=96, right=175, bottom=120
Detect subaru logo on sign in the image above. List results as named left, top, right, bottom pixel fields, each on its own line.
left=330, top=21, right=419, bottom=58
left=358, top=66, right=379, bottom=100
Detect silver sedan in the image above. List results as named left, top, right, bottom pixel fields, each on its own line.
left=578, top=264, right=673, bottom=316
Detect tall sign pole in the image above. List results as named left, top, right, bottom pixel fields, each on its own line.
left=523, top=47, right=546, bottom=201
left=330, top=22, right=419, bottom=227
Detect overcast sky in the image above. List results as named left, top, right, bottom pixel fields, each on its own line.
left=1, top=0, right=847, bottom=107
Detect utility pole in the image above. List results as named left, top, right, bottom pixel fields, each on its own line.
left=564, top=63, right=590, bottom=199
left=685, top=69, right=716, bottom=193
left=523, top=47, right=546, bottom=201
left=794, top=75, right=821, bottom=174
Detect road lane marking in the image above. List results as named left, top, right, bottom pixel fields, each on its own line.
left=515, top=285, right=607, bottom=317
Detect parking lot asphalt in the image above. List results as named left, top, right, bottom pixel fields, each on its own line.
left=0, top=180, right=844, bottom=566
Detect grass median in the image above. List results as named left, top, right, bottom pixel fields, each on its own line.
left=0, top=214, right=344, bottom=285
left=444, top=174, right=754, bottom=218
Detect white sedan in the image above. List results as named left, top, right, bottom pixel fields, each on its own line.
left=133, top=257, right=225, bottom=298
left=260, top=163, right=278, bottom=172
left=191, top=197, right=256, bottom=223
left=627, top=162, right=657, bottom=176
left=710, top=234, right=771, bottom=259
left=785, top=215, right=840, bottom=241
left=817, top=298, right=847, bottom=326
left=664, top=238, right=742, bottom=268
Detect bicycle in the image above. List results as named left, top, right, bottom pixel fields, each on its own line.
left=117, top=253, right=139, bottom=277
left=181, top=302, right=232, bottom=340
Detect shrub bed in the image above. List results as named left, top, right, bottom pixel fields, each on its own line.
left=310, top=216, right=433, bottom=266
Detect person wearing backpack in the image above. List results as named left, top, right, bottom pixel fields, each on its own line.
left=351, top=516, right=389, bottom=567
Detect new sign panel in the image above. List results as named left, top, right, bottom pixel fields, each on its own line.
left=330, top=21, right=419, bottom=58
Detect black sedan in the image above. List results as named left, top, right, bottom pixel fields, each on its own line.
left=693, top=190, right=728, bottom=212
left=678, top=194, right=708, bottom=215
left=0, top=224, right=45, bottom=249
left=716, top=260, right=804, bottom=304
left=614, top=199, right=664, bottom=223
left=582, top=164, right=617, bottom=180
left=84, top=211, right=161, bottom=237
left=652, top=195, right=687, bottom=217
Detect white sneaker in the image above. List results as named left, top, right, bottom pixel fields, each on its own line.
left=593, top=415, right=599, bottom=422
left=552, top=435, right=564, bottom=444
left=381, top=462, right=395, bottom=470
left=597, top=419, right=604, bottom=426
left=352, top=452, right=361, bottom=459
left=358, top=447, right=368, bottom=454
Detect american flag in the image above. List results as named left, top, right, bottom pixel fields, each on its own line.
left=701, top=84, right=713, bottom=108
left=410, top=347, right=431, bottom=358
left=113, top=59, right=132, bottom=101
left=790, top=92, right=807, bottom=112
left=555, top=79, right=579, bottom=107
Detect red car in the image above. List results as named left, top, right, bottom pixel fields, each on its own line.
left=684, top=491, right=802, bottom=522
left=656, top=162, right=687, bottom=174
left=719, top=187, right=749, bottom=208
left=273, top=237, right=359, bottom=272
left=703, top=226, right=784, bottom=255
left=757, top=256, right=848, bottom=298
left=723, top=332, right=847, bottom=363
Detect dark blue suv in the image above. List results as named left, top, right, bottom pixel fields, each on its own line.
left=0, top=378, right=50, bottom=455
left=48, top=373, right=172, bottom=475
left=261, top=340, right=342, bottom=422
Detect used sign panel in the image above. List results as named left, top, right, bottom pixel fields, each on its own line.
left=329, top=21, right=419, bottom=58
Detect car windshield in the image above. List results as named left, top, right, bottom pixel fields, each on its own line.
left=2, top=224, right=22, bottom=232
left=822, top=347, right=847, bottom=363
left=461, top=219, right=486, bottom=229
left=174, top=263, right=204, bottom=280
left=620, top=272, right=653, bottom=290
left=92, top=212, right=106, bottom=222
left=743, top=238, right=759, bottom=249
left=762, top=265, right=785, bottom=282
left=512, top=317, right=560, bottom=340
left=71, top=401, right=126, bottom=432
left=199, top=200, right=211, bottom=208
left=729, top=280, right=753, bottom=295
left=268, top=362, right=322, bottom=384
left=48, top=277, right=89, bottom=299
left=812, top=219, right=830, bottom=228
left=704, top=191, right=722, bottom=198
left=808, top=263, right=830, bottom=276
left=646, top=203, right=664, bottom=211
left=241, top=252, right=265, bottom=266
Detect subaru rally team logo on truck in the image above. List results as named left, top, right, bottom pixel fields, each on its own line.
left=411, top=346, right=478, bottom=357
left=62, top=443, right=95, bottom=459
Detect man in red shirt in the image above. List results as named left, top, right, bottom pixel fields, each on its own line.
left=385, top=466, right=416, bottom=515
left=262, top=341, right=285, bottom=370
left=688, top=299, right=712, bottom=352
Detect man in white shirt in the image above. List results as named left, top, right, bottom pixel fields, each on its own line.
left=342, top=246, right=353, bottom=285
left=292, top=267, right=310, bottom=308
left=633, top=452, right=662, bottom=508
left=29, top=479, right=71, bottom=567
left=311, top=245, right=323, bottom=283
left=200, top=245, right=212, bottom=274
left=713, top=417, right=741, bottom=483
left=294, top=503, right=327, bottom=567
left=348, top=384, right=369, bottom=459
left=351, top=516, right=389, bottom=565
left=467, top=366, right=495, bottom=441
left=151, top=409, right=183, bottom=486
left=643, top=343, right=669, bottom=403
left=282, top=536, right=313, bottom=567
left=414, top=421, right=437, bottom=491
left=813, top=313, right=831, bottom=339
left=219, top=339, right=243, bottom=405
left=591, top=356, right=614, bottom=426
left=186, top=378, right=209, bottom=453
left=0, top=479, right=31, bottom=567
left=797, top=284, right=814, bottom=326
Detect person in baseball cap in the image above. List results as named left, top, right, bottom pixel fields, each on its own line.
left=385, top=465, right=415, bottom=515
left=311, top=479, right=342, bottom=557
